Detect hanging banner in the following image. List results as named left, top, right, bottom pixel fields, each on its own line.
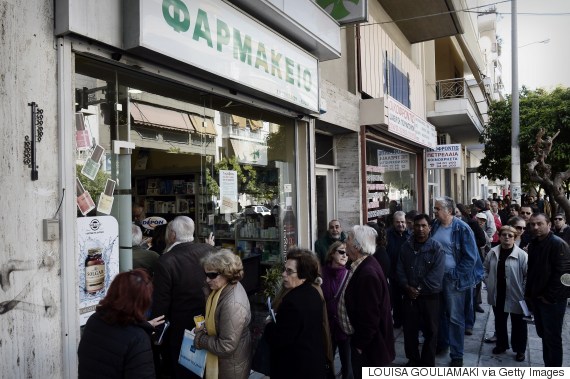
left=219, top=170, right=238, bottom=214
left=77, top=216, right=119, bottom=326
left=426, top=144, right=462, bottom=169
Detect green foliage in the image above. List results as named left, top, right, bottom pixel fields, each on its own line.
left=479, top=86, right=570, bottom=188
left=205, top=156, right=278, bottom=202
left=76, top=164, right=111, bottom=203
left=261, top=263, right=284, bottom=299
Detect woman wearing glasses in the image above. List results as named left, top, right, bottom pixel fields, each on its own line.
left=265, top=248, right=331, bottom=379
left=194, top=249, right=252, bottom=379
left=322, top=241, right=353, bottom=379
left=78, top=269, right=165, bottom=378
left=483, top=225, right=528, bottom=362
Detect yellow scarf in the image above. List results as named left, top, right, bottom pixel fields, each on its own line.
left=204, top=284, right=227, bottom=379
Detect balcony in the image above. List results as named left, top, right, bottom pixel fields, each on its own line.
left=427, top=78, right=485, bottom=143
left=377, top=0, right=463, bottom=43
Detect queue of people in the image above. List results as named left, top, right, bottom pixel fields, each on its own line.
left=76, top=196, right=570, bottom=378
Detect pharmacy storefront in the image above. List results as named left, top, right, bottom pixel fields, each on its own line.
left=55, top=0, right=326, bottom=373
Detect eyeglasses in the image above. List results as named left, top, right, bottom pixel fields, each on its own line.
left=204, top=272, right=220, bottom=280
left=521, top=211, right=532, bottom=215
left=554, top=218, right=564, bottom=221
left=514, top=226, right=525, bottom=230
left=500, top=233, right=515, bottom=238
left=283, top=268, right=298, bottom=276
left=336, top=249, right=347, bottom=256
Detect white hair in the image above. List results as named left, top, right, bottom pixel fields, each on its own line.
left=168, top=216, right=195, bottom=243
left=350, top=225, right=377, bottom=255
left=131, top=224, right=143, bottom=246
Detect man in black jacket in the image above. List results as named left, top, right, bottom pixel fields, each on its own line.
left=397, top=214, right=445, bottom=366
left=525, top=213, right=570, bottom=367
left=151, top=216, right=215, bottom=378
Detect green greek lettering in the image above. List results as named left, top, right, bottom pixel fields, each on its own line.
left=271, top=50, right=282, bottom=79
left=162, top=0, right=190, bottom=33
left=303, top=69, right=312, bottom=92
left=285, top=57, right=294, bottom=84
left=193, top=9, right=212, bottom=47
left=216, top=19, right=230, bottom=52
left=233, top=28, right=252, bottom=65
left=254, top=42, right=269, bottom=73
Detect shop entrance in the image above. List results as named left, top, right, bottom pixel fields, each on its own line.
left=315, top=168, right=336, bottom=239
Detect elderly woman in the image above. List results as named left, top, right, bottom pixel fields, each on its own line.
left=483, top=225, right=528, bottom=362
left=193, top=249, right=251, bottom=379
left=341, top=225, right=394, bottom=377
left=322, top=241, right=352, bottom=379
left=265, top=248, right=329, bottom=379
left=78, top=269, right=165, bottom=378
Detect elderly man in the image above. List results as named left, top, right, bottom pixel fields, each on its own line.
left=151, top=216, right=215, bottom=379
left=432, top=197, right=483, bottom=367
left=339, top=225, right=394, bottom=377
left=315, top=219, right=347, bottom=265
left=131, top=224, right=159, bottom=276
left=525, top=213, right=570, bottom=367
left=386, top=210, right=410, bottom=328
left=397, top=214, right=445, bottom=367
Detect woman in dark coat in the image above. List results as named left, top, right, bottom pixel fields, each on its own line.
left=322, top=241, right=353, bottom=379
left=78, top=269, right=165, bottom=379
left=264, top=248, right=328, bottom=379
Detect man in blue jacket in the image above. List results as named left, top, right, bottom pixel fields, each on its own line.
left=431, top=196, right=483, bottom=367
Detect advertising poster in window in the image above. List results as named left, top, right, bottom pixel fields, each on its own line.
left=377, top=151, right=410, bottom=172
left=219, top=170, right=238, bottom=214
left=77, top=216, right=119, bottom=326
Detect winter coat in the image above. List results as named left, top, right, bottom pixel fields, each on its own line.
left=321, top=264, right=349, bottom=342
left=344, top=256, right=395, bottom=366
left=397, top=237, right=445, bottom=295
left=483, top=244, right=527, bottom=314
left=195, top=282, right=252, bottom=379
left=431, top=217, right=483, bottom=291
left=78, top=311, right=154, bottom=378
left=265, top=282, right=327, bottom=379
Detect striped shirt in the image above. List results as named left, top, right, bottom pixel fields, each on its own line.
left=337, top=254, right=369, bottom=335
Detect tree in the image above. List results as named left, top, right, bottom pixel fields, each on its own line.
left=478, top=87, right=570, bottom=214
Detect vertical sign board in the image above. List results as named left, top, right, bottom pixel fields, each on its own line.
left=366, top=165, right=389, bottom=221
left=219, top=170, right=238, bottom=214
left=425, top=144, right=462, bottom=169
left=77, top=216, right=119, bottom=326
left=125, top=0, right=319, bottom=113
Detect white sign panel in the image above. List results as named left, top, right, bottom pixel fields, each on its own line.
left=128, top=0, right=319, bottom=112
left=77, top=216, right=119, bottom=326
left=426, top=144, right=463, bottom=169
left=318, top=0, right=368, bottom=25
left=386, top=96, right=437, bottom=148
left=219, top=170, right=238, bottom=214
left=378, top=151, right=410, bottom=172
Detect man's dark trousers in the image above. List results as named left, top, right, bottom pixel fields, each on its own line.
left=532, top=299, right=566, bottom=367
left=402, top=293, right=440, bottom=366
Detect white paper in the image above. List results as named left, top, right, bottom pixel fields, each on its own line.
left=519, top=300, right=532, bottom=317
left=267, top=297, right=276, bottom=323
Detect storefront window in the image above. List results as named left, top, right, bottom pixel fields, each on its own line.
left=365, top=141, right=417, bottom=222
left=74, top=57, right=297, bottom=275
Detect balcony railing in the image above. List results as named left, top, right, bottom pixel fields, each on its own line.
left=435, top=78, right=484, bottom=127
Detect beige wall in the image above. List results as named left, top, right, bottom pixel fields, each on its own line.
left=0, top=0, right=63, bottom=377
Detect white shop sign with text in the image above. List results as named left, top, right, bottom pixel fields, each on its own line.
left=126, top=0, right=319, bottom=112
left=386, top=96, right=437, bottom=149
left=426, top=144, right=462, bottom=169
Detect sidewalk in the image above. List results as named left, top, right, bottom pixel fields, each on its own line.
left=391, top=287, right=570, bottom=368
left=249, top=288, right=570, bottom=377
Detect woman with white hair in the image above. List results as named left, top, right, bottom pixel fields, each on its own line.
left=339, top=225, right=395, bottom=377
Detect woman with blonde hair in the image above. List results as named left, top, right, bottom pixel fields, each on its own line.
left=194, top=249, right=252, bottom=379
